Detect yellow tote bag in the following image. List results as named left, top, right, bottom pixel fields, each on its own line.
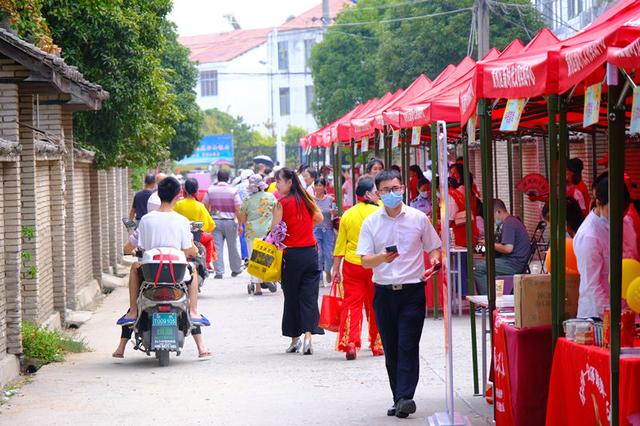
left=247, top=239, right=283, bottom=282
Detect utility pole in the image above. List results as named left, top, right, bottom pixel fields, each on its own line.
left=477, top=0, right=490, bottom=59
left=322, top=0, right=330, bottom=27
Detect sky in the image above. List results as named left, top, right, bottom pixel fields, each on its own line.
left=169, top=0, right=321, bottom=36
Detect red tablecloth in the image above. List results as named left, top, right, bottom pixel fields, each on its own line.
left=546, top=338, right=640, bottom=426
left=494, top=315, right=553, bottom=426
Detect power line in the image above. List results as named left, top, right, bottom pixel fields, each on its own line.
left=341, top=0, right=436, bottom=13
left=487, top=0, right=580, bottom=33
left=329, top=7, right=473, bottom=28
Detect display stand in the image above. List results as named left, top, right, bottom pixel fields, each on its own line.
left=427, top=121, right=471, bottom=426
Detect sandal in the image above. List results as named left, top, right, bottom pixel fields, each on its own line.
left=112, top=352, right=124, bottom=359
left=198, top=351, right=212, bottom=359
left=191, top=314, right=211, bottom=327
left=116, top=312, right=136, bottom=326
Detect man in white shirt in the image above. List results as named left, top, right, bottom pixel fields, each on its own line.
left=113, top=176, right=210, bottom=358
left=146, top=172, right=166, bottom=213
left=573, top=172, right=629, bottom=319
left=357, top=169, right=442, bottom=419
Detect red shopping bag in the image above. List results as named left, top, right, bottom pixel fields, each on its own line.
left=318, top=278, right=343, bottom=332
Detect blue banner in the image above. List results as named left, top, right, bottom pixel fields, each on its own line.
left=177, top=134, right=234, bottom=165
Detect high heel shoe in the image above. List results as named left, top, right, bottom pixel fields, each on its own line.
left=303, top=337, right=313, bottom=355
left=285, top=338, right=302, bottom=353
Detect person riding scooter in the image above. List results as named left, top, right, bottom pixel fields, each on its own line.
left=112, top=177, right=211, bottom=358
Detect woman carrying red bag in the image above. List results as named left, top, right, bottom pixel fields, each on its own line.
left=332, top=176, right=384, bottom=360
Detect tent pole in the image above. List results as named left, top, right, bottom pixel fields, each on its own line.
left=608, top=68, right=625, bottom=426
left=402, top=129, right=409, bottom=203
left=556, top=96, right=568, bottom=342
left=543, top=133, right=549, bottom=180
left=479, top=98, right=496, bottom=351
left=430, top=123, right=439, bottom=319
left=374, top=129, right=380, bottom=158
left=350, top=140, right=356, bottom=206
left=591, top=130, right=598, bottom=182
left=548, top=94, right=560, bottom=347
left=507, top=138, right=514, bottom=215
left=335, top=142, right=343, bottom=215
left=463, top=133, right=480, bottom=395
left=518, top=138, right=525, bottom=220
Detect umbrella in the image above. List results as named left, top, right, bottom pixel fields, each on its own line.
left=253, top=155, right=274, bottom=168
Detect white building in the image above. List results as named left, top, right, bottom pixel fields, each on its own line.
left=179, top=0, right=353, bottom=165
left=533, top=0, right=617, bottom=39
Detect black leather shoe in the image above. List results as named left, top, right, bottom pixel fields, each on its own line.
left=386, top=405, right=396, bottom=416
left=395, top=399, right=416, bottom=418
left=214, top=274, right=223, bottom=279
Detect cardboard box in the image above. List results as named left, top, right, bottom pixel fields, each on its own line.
left=514, top=274, right=580, bottom=328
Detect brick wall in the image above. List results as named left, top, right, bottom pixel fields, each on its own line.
left=73, top=163, right=96, bottom=292
left=35, top=161, right=55, bottom=324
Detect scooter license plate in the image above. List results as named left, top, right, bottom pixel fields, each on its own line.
left=152, top=312, right=177, bottom=327
left=151, top=312, right=178, bottom=350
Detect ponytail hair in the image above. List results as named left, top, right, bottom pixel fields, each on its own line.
left=276, top=167, right=319, bottom=217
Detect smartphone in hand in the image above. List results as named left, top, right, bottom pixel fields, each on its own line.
left=385, top=245, right=398, bottom=253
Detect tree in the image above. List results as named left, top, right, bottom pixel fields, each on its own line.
left=283, top=125, right=307, bottom=168
left=310, top=0, right=544, bottom=126
left=160, top=21, right=204, bottom=161
left=202, top=109, right=275, bottom=169
left=309, top=1, right=383, bottom=127
left=4, top=0, right=203, bottom=168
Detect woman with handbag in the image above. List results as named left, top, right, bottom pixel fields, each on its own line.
left=313, top=177, right=338, bottom=287
left=272, top=168, right=325, bottom=355
left=332, top=176, right=384, bottom=360
left=238, top=174, right=277, bottom=295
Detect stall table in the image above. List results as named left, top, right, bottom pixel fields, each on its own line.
left=546, top=338, right=640, bottom=426
left=493, top=315, right=553, bottom=426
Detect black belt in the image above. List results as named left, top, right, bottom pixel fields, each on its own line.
left=214, top=217, right=235, bottom=221
left=374, top=282, right=424, bottom=291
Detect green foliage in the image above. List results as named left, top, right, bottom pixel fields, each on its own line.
left=21, top=322, right=90, bottom=366
left=20, top=226, right=34, bottom=240
left=283, top=125, right=306, bottom=168
left=21, top=321, right=64, bottom=364
left=311, top=0, right=544, bottom=126
left=201, top=108, right=275, bottom=169
left=2, top=1, right=203, bottom=169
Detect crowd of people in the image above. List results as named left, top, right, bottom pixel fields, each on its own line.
left=113, top=151, right=640, bottom=419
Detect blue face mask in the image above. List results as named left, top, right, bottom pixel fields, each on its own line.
left=495, top=218, right=503, bottom=226
left=381, top=191, right=403, bottom=208
left=598, top=214, right=609, bottom=229
left=419, top=191, right=429, bottom=199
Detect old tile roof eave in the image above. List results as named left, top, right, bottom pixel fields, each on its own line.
left=0, top=28, right=109, bottom=110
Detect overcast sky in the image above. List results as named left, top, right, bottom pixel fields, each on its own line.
left=169, top=0, right=321, bottom=36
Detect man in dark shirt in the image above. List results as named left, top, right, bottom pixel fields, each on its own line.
left=473, top=198, right=530, bottom=294
left=129, top=174, right=156, bottom=221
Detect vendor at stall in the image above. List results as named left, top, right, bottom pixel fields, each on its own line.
left=573, top=172, right=630, bottom=319
left=473, top=198, right=530, bottom=295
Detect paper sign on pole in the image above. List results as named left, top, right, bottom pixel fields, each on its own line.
left=334, top=141, right=339, bottom=154
left=379, top=131, right=385, bottom=149
left=583, top=83, right=602, bottom=128
left=361, top=137, right=369, bottom=152
left=467, top=115, right=476, bottom=145
left=630, top=87, right=640, bottom=134
left=411, top=126, right=421, bottom=146
left=391, top=130, right=400, bottom=149
left=500, top=99, right=525, bottom=132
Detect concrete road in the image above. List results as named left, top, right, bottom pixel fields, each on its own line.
left=0, top=264, right=493, bottom=425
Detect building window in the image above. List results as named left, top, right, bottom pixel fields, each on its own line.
left=305, top=85, right=314, bottom=114
left=278, top=41, right=289, bottom=71
left=304, top=39, right=315, bottom=70
left=279, top=87, right=290, bottom=116
left=200, top=70, right=218, bottom=97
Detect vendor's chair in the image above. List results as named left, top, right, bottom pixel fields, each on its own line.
left=527, top=220, right=548, bottom=273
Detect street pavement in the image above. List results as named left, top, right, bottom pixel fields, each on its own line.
left=1, top=256, right=494, bottom=425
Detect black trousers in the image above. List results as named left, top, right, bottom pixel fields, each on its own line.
left=373, top=283, right=425, bottom=403
left=281, top=246, right=325, bottom=337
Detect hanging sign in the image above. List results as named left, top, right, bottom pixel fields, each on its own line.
left=583, top=83, right=602, bottom=128
left=467, top=115, right=477, bottom=145
left=411, top=126, right=421, bottom=146
left=334, top=141, right=339, bottom=154
left=378, top=131, right=385, bottom=150
left=500, top=99, right=526, bottom=132
left=391, top=129, right=400, bottom=149
left=630, top=87, right=640, bottom=134
left=361, top=137, right=369, bottom=152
